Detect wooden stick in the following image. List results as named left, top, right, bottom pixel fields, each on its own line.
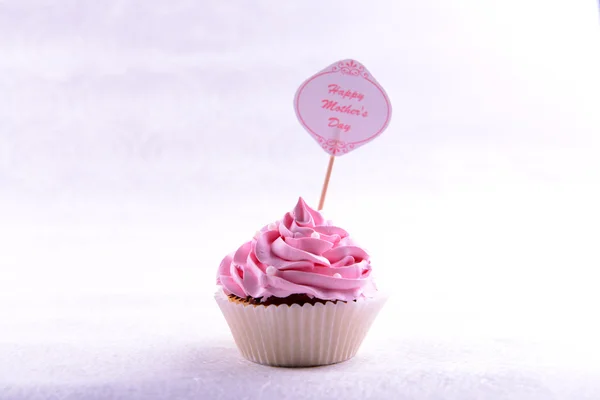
left=318, top=155, right=335, bottom=210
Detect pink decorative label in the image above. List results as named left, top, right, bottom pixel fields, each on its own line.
left=294, top=59, right=392, bottom=156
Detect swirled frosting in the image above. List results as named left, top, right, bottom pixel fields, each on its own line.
left=217, top=197, right=376, bottom=302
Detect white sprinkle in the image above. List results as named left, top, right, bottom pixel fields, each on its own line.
left=333, top=273, right=342, bottom=279
left=311, top=231, right=320, bottom=239
left=268, top=223, right=277, bottom=231
left=266, top=266, right=277, bottom=276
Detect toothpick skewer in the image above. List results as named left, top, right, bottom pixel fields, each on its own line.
left=318, top=155, right=335, bottom=210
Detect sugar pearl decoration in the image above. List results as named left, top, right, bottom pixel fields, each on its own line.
left=266, top=266, right=277, bottom=276
left=268, top=223, right=277, bottom=231
left=254, top=231, right=262, bottom=239
left=333, top=273, right=342, bottom=278
left=310, top=231, right=320, bottom=239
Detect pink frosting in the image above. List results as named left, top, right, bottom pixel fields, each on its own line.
left=217, top=197, right=376, bottom=302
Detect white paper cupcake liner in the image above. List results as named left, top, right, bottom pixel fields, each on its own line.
left=214, top=289, right=388, bottom=367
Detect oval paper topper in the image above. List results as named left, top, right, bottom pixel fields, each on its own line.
left=294, top=59, right=392, bottom=156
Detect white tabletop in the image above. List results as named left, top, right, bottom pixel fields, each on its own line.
left=2, top=208, right=600, bottom=399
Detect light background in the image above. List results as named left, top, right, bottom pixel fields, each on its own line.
left=1, top=0, right=599, bottom=399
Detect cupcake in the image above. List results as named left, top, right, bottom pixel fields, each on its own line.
left=215, top=197, right=387, bottom=367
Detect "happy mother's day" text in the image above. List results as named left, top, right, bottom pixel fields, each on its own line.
left=321, top=84, right=369, bottom=133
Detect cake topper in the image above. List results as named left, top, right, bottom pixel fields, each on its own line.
left=294, top=59, right=392, bottom=209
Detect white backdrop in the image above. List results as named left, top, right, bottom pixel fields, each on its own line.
left=1, top=1, right=600, bottom=399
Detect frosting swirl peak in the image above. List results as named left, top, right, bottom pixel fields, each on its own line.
left=217, top=197, right=376, bottom=302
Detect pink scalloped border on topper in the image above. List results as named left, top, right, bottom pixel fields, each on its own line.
left=294, top=59, right=392, bottom=156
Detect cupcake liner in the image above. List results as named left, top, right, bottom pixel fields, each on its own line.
left=214, top=289, right=388, bottom=367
